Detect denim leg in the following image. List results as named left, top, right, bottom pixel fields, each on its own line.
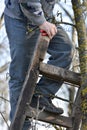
left=5, top=14, right=73, bottom=129
left=36, top=25, right=73, bottom=96
left=4, top=15, right=39, bottom=130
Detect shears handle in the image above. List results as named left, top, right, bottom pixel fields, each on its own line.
left=40, top=30, right=48, bottom=36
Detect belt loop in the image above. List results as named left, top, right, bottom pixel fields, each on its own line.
left=8, top=0, right=11, bottom=5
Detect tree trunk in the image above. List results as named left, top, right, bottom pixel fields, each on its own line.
left=72, top=0, right=87, bottom=130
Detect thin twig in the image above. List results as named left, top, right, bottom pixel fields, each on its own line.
left=0, top=96, right=9, bottom=102
left=0, top=12, right=4, bottom=29
left=0, top=62, right=9, bottom=73
left=50, top=94, right=73, bottom=104
left=55, top=21, right=76, bottom=27
left=0, top=111, right=10, bottom=129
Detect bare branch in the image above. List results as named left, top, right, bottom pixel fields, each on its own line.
left=0, top=12, right=4, bottom=29
left=58, top=2, right=73, bottom=21
left=0, top=96, right=9, bottom=102
left=0, top=111, right=9, bottom=129
left=0, top=62, right=9, bottom=73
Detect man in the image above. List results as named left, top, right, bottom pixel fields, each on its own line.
left=4, top=0, right=73, bottom=130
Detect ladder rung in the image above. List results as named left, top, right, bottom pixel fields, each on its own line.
left=26, top=106, right=72, bottom=128
left=40, top=62, right=81, bottom=86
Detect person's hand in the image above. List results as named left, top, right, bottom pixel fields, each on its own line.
left=39, top=21, right=57, bottom=39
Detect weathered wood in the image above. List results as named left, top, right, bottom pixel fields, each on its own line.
left=26, top=106, right=72, bottom=128
left=9, top=35, right=50, bottom=130
left=40, top=62, right=81, bottom=86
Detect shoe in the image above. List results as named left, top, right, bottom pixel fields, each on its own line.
left=30, top=95, right=63, bottom=114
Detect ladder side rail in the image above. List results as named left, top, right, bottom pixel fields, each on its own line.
left=9, top=35, right=50, bottom=130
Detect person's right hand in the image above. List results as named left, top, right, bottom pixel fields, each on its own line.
left=39, top=21, right=57, bottom=39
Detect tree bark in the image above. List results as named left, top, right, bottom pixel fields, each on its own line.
left=71, top=0, right=87, bottom=130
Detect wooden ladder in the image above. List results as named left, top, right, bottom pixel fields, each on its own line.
left=9, top=35, right=81, bottom=130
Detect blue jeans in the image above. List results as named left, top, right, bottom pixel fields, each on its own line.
left=4, top=14, right=73, bottom=130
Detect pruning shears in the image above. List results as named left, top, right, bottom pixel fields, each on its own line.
left=40, top=30, right=48, bottom=36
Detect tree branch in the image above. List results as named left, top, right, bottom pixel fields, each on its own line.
left=0, top=111, right=9, bottom=129
left=0, top=96, right=9, bottom=102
